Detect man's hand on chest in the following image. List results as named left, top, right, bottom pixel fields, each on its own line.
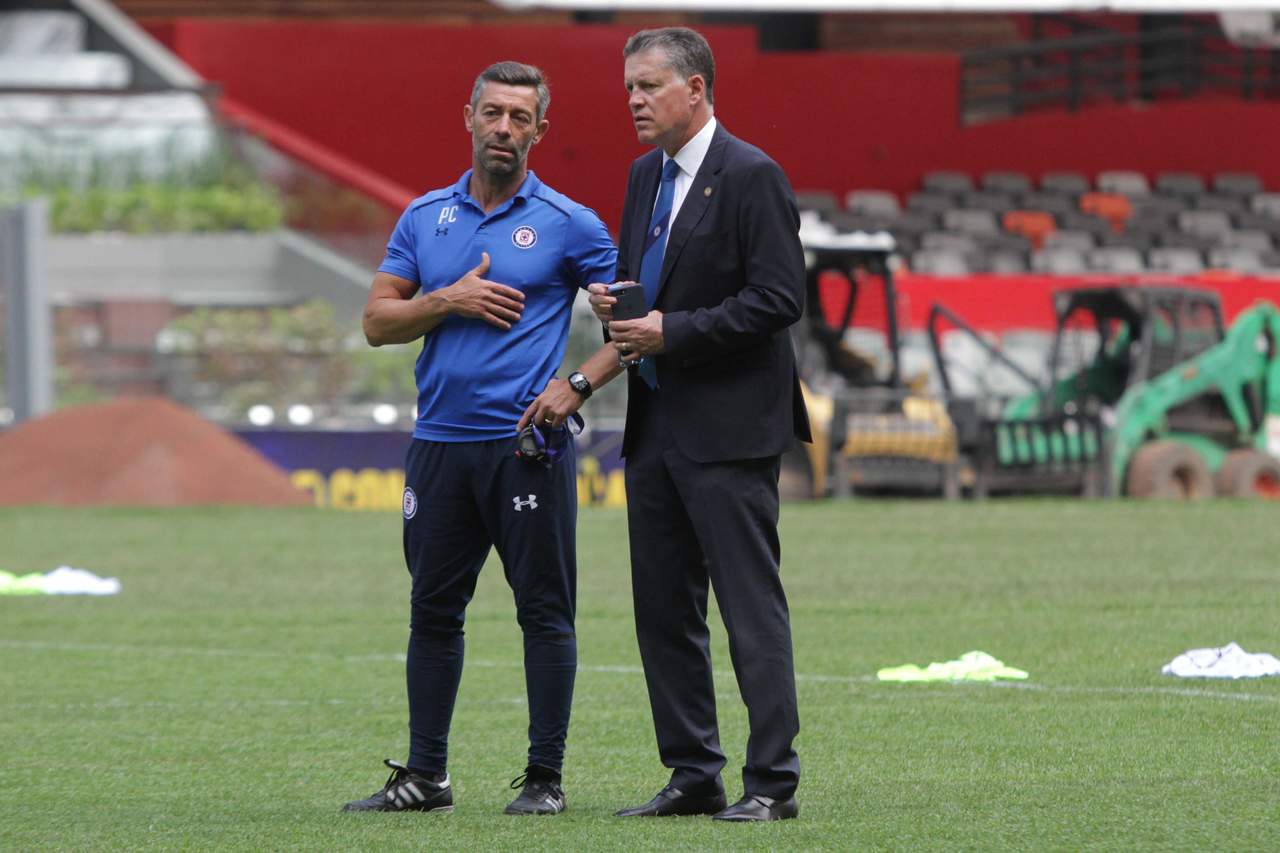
left=436, top=252, right=526, bottom=331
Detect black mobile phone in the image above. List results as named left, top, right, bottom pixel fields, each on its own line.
left=607, top=282, right=648, bottom=321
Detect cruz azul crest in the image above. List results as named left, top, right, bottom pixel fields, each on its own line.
left=511, top=225, right=537, bottom=249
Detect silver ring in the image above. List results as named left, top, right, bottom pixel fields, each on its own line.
left=543, top=418, right=554, bottom=425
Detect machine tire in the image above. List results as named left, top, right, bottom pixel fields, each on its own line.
left=1214, top=449, right=1280, bottom=499
left=1125, top=440, right=1214, bottom=499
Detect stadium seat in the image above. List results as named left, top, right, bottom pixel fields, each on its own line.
left=922, top=231, right=980, bottom=253
left=1124, top=217, right=1173, bottom=245
left=845, top=189, right=901, bottom=217
left=893, top=210, right=939, bottom=233
left=1003, top=210, right=1056, bottom=249
left=906, top=191, right=955, bottom=214
left=1130, top=195, right=1187, bottom=218
left=1213, top=172, right=1263, bottom=196
left=911, top=249, right=971, bottom=275
left=938, top=330, right=991, bottom=394
left=922, top=171, right=974, bottom=194
left=1178, top=209, right=1233, bottom=237
left=1251, top=193, right=1280, bottom=219
left=1042, top=230, right=1096, bottom=251
left=1097, top=171, right=1150, bottom=196
left=826, top=211, right=890, bottom=233
left=1208, top=247, right=1266, bottom=273
left=1040, top=172, right=1090, bottom=195
left=1099, top=230, right=1156, bottom=252
left=1234, top=212, right=1280, bottom=236
left=1058, top=211, right=1114, bottom=237
left=987, top=250, right=1029, bottom=273
left=961, top=191, right=1016, bottom=213
left=1056, top=329, right=1102, bottom=374
left=997, top=333, right=1053, bottom=389
left=899, top=331, right=943, bottom=393
left=1195, top=194, right=1247, bottom=216
left=1148, top=247, right=1205, bottom=274
left=1154, top=172, right=1205, bottom=196
left=843, top=328, right=892, bottom=382
left=1089, top=247, right=1146, bottom=273
left=1032, top=247, right=1089, bottom=274
left=1221, top=230, right=1274, bottom=252
left=1018, top=192, right=1075, bottom=218
left=1079, top=192, right=1131, bottom=231
left=794, top=191, right=839, bottom=215
left=943, top=208, right=1000, bottom=235
left=1158, top=230, right=1220, bottom=252
left=981, top=171, right=1032, bottom=194
left=981, top=232, right=1033, bottom=253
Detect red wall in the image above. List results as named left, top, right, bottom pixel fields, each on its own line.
left=822, top=272, right=1280, bottom=332
left=160, top=20, right=1280, bottom=232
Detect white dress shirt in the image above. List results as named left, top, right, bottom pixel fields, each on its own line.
left=659, top=116, right=717, bottom=223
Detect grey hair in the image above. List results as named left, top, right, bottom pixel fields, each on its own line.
left=470, top=61, right=551, bottom=121
left=623, top=27, right=715, bottom=106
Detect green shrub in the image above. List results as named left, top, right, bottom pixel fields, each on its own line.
left=42, top=182, right=283, bottom=234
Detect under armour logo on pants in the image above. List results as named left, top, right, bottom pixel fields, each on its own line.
left=513, top=495, right=538, bottom=511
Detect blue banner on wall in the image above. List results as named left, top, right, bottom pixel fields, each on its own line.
left=234, top=428, right=626, bottom=510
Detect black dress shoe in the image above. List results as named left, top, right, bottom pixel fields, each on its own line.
left=615, top=785, right=728, bottom=817
left=713, top=794, right=799, bottom=822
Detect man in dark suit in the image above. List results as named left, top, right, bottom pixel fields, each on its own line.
left=588, top=26, right=811, bottom=823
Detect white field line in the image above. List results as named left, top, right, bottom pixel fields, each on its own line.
left=2, top=639, right=1277, bottom=706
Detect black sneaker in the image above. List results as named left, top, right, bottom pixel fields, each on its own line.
left=342, top=759, right=453, bottom=813
left=504, top=766, right=566, bottom=815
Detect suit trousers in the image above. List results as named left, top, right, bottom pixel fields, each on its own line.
left=623, top=385, right=800, bottom=800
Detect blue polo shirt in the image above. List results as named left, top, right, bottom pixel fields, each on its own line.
left=378, top=170, right=617, bottom=441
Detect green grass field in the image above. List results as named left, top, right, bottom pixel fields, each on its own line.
left=2, top=501, right=1277, bottom=851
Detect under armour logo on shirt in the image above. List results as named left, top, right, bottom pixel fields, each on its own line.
left=435, top=227, right=448, bottom=236
left=513, top=495, right=538, bottom=511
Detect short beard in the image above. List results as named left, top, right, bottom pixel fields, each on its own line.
left=474, top=135, right=530, bottom=179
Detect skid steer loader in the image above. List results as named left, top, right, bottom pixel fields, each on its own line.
left=929, top=285, right=1280, bottom=499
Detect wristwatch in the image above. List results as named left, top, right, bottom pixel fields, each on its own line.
left=566, top=371, right=592, bottom=399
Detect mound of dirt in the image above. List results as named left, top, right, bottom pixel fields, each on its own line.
left=0, top=398, right=310, bottom=506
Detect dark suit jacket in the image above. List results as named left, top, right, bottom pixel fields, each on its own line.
left=617, top=122, right=811, bottom=462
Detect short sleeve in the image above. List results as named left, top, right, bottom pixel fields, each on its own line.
left=564, top=206, right=617, bottom=290
left=377, top=205, right=420, bottom=283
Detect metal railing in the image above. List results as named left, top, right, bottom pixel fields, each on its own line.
left=961, top=20, right=1280, bottom=124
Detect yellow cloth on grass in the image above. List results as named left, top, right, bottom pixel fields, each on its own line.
left=877, top=650, right=1028, bottom=682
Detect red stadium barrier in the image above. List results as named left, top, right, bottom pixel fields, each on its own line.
left=219, top=97, right=416, bottom=212
left=820, top=271, right=1280, bottom=331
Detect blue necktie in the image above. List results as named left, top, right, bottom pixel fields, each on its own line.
left=635, top=158, right=681, bottom=388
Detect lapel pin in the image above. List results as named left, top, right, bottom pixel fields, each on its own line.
left=704, top=186, right=713, bottom=197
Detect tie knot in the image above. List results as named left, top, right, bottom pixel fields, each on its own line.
left=662, top=159, right=681, bottom=183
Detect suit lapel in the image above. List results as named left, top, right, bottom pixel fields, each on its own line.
left=655, top=124, right=729, bottom=300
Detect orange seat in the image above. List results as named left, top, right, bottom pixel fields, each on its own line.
left=1003, top=210, right=1056, bottom=250
left=1079, top=192, right=1132, bottom=232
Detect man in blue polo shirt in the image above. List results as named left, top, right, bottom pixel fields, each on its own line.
left=343, top=60, right=619, bottom=817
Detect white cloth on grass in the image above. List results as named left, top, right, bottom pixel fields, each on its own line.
left=1161, top=642, right=1280, bottom=679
